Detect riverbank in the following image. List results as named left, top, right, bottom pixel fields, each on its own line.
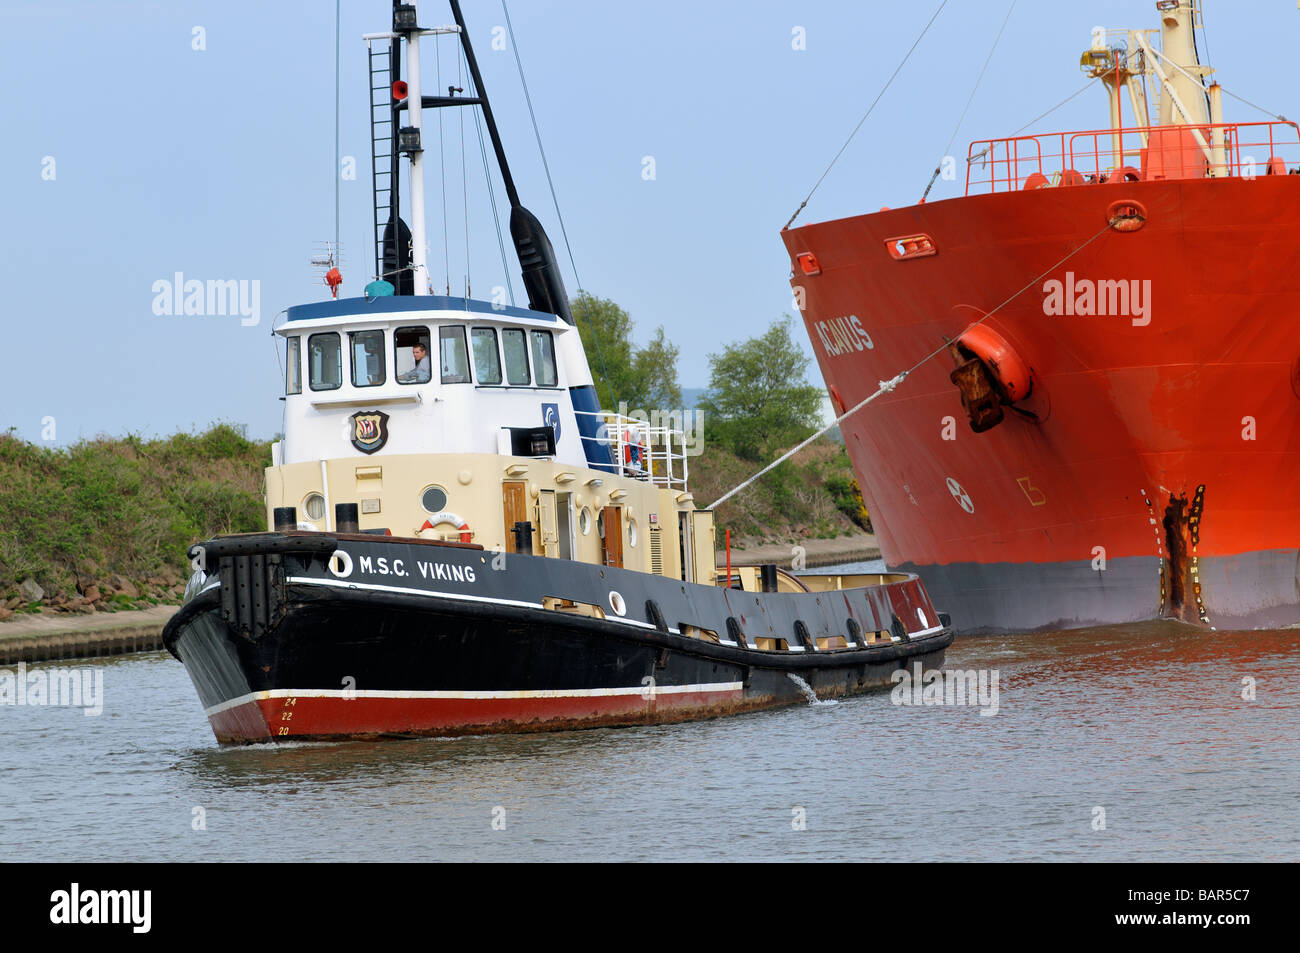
left=0, top=605, right=176, bottom=664
left=0, top=424, right=269, bottom=613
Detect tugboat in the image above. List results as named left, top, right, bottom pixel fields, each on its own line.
left=163, top=0, right=954, bottom=744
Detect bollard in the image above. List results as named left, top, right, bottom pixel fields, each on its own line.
left=512, top=521, right=534, bottom=555
left=273, top=506, right=298, bottom=532
left=336, top=503, right=360, bottom=534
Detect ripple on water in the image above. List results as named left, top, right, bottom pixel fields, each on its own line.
left=1, top=622, right=1297, bottom=860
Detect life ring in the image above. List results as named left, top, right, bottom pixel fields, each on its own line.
left=622, top=434, right=648, bottom=471
left=957, top=325, right=1034, bottom=402
left=420, top=511, right=472, bottom=543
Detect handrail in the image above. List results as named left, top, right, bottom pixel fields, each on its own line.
left=965, top=120, right=1300, bottom=194
left=573, top=410, right=690, bottom=490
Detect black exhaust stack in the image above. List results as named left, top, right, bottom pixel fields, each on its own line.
left=449, top=0, right=574, bottom=324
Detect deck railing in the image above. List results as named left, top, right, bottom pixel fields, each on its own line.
left=574, top=411, right=689, bottom=491
left=964, top=120, right=1300, bottom=194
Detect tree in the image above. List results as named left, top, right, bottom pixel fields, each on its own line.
left=697, top=317, right=824, bottom=461
left=570, top=291, right=681, bottom=412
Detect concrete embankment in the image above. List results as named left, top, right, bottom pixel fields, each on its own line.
left=0, top=606, right=178, bottom=664
left=717, top=533, right=881, bottom=569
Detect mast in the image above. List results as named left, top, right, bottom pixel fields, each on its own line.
left=448, top=0, right=575, bottom=325
left=393, top=2, right=433, bottom=295
left=367, top=2, right=575, bottom=320
left=1156, top=0, right=1210, bottom=127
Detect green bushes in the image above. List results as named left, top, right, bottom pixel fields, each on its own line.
left=0, top=423, right=270, bottom=603
left=689, top=439, right=871, bottom=545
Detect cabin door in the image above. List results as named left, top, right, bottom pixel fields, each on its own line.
left=555, top=492, right=574, bottom=560
left=678, top=511, right=693, bottom=581
left=503, top=480, right=528, bottom=553
left=601, top=506, right=624, bottom=569
left=537, top=489, right=559, bottom=556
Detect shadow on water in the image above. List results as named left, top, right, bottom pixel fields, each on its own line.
left=169, top=702, right=811, bottom=791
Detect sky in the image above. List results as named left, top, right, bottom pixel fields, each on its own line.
left=1, top=0, right=1296, bottom=445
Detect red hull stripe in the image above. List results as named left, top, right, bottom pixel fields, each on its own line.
left=207, top=684, right=745, bottom=740
left=204, top=683, right=744, bottom=717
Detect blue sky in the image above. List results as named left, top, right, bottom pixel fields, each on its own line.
left=1, top=0, right=1295, bottom=444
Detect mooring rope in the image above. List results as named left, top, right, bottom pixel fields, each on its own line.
left=921, top=0, right=1017, bottom=202
left=783, top=0, right=949, bottom=231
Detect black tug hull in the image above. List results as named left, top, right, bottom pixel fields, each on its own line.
left=163, top=533, right=954, bottom=743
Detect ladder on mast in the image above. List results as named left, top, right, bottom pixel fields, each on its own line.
left=368, top=43, right=395, bottom=283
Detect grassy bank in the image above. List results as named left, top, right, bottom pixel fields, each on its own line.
left=0, top=424, right=870, bottom=618
left=0, top=425, right=269, bottom=619
left=689, top=437, right=871, bottom=550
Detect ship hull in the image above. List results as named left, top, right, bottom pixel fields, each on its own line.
left=164, top=534, right=952, bottom=743
left=784, top=175, right=1300, bottom=634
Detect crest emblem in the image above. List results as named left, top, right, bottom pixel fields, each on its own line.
left=542, top=402, right=560, bottom=443
left=349, top=410, right=390, bottom=454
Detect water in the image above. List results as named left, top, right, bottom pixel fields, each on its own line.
left=2, top=622, right=1297, bottom=861
left=786, top=672, right=839, bottom=707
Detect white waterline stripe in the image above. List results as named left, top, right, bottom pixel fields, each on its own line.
left=286, top=575, right=542, bottom=610
left=204, top=682, right=744, bottom=717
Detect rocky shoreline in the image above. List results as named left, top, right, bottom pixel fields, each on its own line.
left=1, top=568, right=185, bottom=624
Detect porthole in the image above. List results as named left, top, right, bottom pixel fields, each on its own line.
left=627, top=519, right=638, bottom=548
left=578, top=508, right=592, bottom=535
left=421, top=485, right=449, bottom=514
left=597, top=511, right=606, bottom=539
left=304, top=493, right=326, bottom=521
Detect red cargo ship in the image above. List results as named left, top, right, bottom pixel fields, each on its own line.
left=783, top=2, right=1300, bottom=634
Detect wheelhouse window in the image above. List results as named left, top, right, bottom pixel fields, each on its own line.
left=308, top=333, right=341, bottom=391
left=439, top=326, right=471, bottom=383
left=502, top=328, right=531, bottom=385
left=396, top=326, right=431, bottom=384
left=471, top=327, right=502, bottom=385
left=530, top=330, right=558, bottom=387
left=350, top=329, right=386, bottom=387
left=285, top=336, right=301, bottom=395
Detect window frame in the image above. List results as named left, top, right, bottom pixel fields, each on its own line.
left=307, top=332, right=343, bottom=392
left=439, top=325, right=473, bottom=384
left=395, top=325, right=432, bottom=386
left=501, top=327, right=532, bottom=387
left=470, top=326, right=503, bottom=386
left=349, top=328, right=387, bottom=389
left=529, top=329, right=559, bottom=388
left=285, top=336, right=302, bottom=395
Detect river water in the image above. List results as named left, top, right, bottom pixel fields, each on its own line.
left=2, top=618, right=1296, bottom=862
